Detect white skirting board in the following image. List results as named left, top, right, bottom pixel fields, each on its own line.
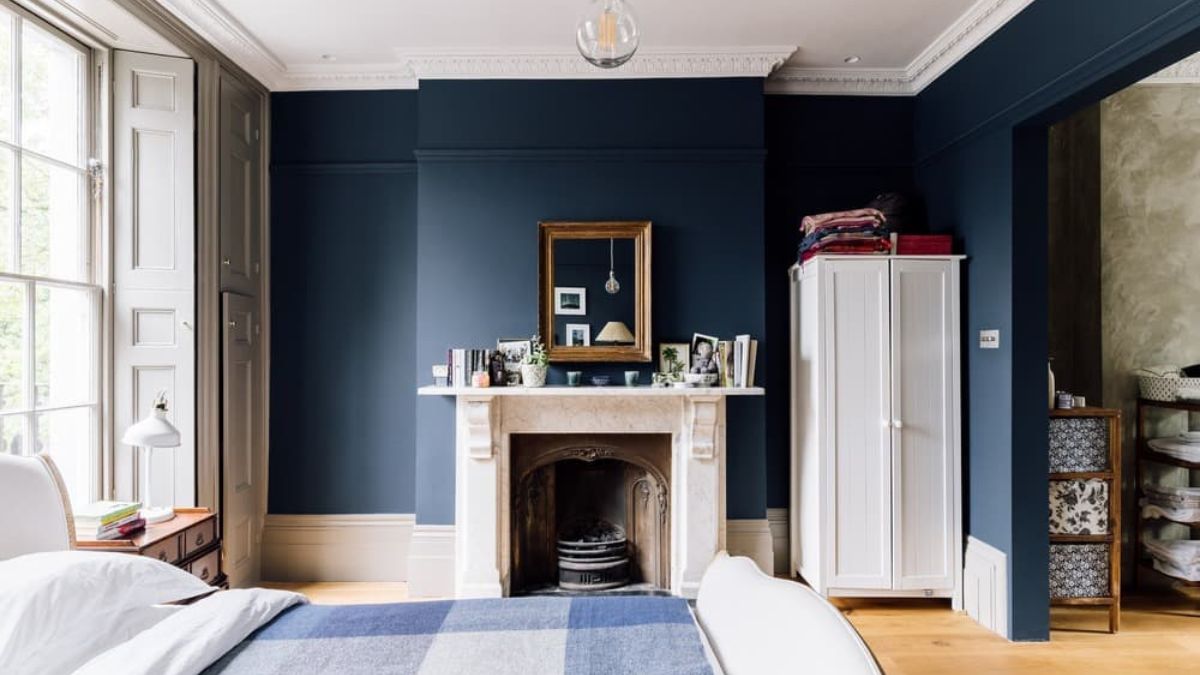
left=766, top=508, right=789, bottom=576
left=727, top=518, right=775, bottom=576
left=963, top=536, right=1009, bottom=639
left=261, top=514, right=414, bottom=582
left=408, top=524, right=456, bottom=598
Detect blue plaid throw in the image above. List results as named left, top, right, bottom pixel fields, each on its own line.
left=205, top=595, right=715, bottom=674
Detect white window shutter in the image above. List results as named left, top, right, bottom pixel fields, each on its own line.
left=112, top=51, right=196, bottom=506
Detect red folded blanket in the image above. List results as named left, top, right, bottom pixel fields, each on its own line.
left=801, top=237, right=891, bottom=262
left=801, top=208, right=886, bottom=235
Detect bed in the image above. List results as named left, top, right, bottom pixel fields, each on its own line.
left=0, top=454, right=880, bottom=674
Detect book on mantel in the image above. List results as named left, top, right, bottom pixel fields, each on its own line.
left=74, top=501, right=145, bottom=539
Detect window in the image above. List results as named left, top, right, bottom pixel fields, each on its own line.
left=0, top=4, right=98, bottom=507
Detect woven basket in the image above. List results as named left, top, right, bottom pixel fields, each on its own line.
left=1137, top=375, right=1200, bottom=402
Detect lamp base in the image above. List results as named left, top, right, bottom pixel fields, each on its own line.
left=143, top=506, right=175, bottom=524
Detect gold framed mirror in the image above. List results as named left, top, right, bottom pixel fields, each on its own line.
left=539, top=221, right=651, bottom=363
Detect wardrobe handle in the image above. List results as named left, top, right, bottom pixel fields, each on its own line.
left=892, top=420, right=904, bottom=429
left=881, top=420, right=891, bottom=428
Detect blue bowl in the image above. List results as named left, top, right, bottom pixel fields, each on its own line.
left=590, top=376, right=611, bottom=387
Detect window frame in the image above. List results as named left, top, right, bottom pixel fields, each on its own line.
left=0, top=0, right=102, bottom=504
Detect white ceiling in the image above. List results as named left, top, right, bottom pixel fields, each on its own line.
left=29, top=0, right=184, bottom=56
left=154, top=0, right=1038, bottom=94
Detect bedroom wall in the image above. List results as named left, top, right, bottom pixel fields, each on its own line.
left=413, top=79, right=768, bottom=525
left=269, top=90, right=419, bottom=514
left=915, top=0, right=1200, bottom=640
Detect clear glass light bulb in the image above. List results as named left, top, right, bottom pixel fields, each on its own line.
left=576, top=0, right=639, bottom=69
left=605, top=271, right=620, bottom=294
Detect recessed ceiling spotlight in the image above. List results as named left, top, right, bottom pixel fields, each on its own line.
left=320, top=54, right=337, bottom=61
left=844, top=56, right=861, bottom=64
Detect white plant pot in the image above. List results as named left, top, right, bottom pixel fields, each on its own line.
left=520, top=364, right=547, bottom=387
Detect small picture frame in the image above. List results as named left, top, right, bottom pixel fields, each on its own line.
left=658, top=342, right=690, bottom=376
left=496, top=338, right=532, bottom=383
left=690, top=333, right=721, bottom=375
left=565, top=323, right=591, bottom=346
left=554, top=287, right=587, bottom=315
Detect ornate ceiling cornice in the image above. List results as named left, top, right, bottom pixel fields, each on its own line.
left=765, top=0, right=1036, bottom=96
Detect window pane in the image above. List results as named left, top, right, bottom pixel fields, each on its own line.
left=0, top=413, right=26, bottom=455
left=35, top=285, right=91, bottom=407
left=0, top=280, right=24, bottom=411
left=21, top=22, right=82, bottom=166
left=37, top=406, right=92, bottom=505
left=0, top=13, right=13, bottom=143
left=0, top=148, right=12, bottom=272
left=21, top=156, right=83, bottom=280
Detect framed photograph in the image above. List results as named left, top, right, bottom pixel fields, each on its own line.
left=690, top=333, right=721, bottom=375
left=658, top=342, right=690, bottom=376
left=554, top=287, right=587, bottom=315
left=496, top=338, right=531, bottom=384
left=565, top=323, right=591, bottom=346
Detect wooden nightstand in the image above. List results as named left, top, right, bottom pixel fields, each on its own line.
left=76, top=507, right=225, bottom=588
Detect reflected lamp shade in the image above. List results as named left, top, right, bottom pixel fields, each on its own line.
left=595, top=321, right=635, bottom=344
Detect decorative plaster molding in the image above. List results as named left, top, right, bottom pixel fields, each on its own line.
left=687, top=397, right=720, bottom=460
left=765, top=0, right=1036, bottom=95
left=402, top=48, right=794, bottom=80
left=463, top=398, right=494, bottom=460
left=154, top=0, right=285, bottom=89
left=1141, top=53, right=1200, bottom=84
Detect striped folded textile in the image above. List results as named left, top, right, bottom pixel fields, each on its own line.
left=205, top=595, right=715, bottom=674
left=800, top=208, right=886, bottom=236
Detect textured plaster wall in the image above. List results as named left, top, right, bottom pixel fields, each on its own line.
left=1100, top=83, right=1200, bottom=564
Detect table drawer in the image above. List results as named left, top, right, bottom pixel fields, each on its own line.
left=189, top=548, right=220, bottom=585
left=184, top=518, right=217, bottom=556
left=144, top=534, right=181, bottom=565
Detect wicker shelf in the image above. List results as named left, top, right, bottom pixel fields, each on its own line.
left=1137, top=398, right=1200, bottom=413
left=1135, top=399, right=1200, bottom=603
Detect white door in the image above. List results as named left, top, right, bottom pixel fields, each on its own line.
left=218, top=76, right=260, bottom=296
left=222, top=292, right=260, bottom=587
left=823, top=259, right=892, bottom=589
left=890, top=260, right=956, bottom=590
left=112, top=52, right=195, bottom=504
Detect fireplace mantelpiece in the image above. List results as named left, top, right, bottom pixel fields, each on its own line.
left=417, top=385, right=764, bottom=598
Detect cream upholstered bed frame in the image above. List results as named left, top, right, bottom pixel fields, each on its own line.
left=0, top=453, right=75, bottom=561
left=696, top=553, right=881, bottom=675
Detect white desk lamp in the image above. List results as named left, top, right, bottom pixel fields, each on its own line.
left=122, top=392, right=181, bottom=524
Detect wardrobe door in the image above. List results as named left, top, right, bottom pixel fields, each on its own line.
left=823, top=260, right=892, bottom=590
left=219, top=75, right=261, bottom=296
left=890, top=260, right=956, bottom=591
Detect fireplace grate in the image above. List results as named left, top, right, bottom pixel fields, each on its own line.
left=557, top=519, right=630, bottom=591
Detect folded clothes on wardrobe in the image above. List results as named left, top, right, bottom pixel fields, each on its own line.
left=798, top=207, right=891, bottom=263
left=1143, top=537, right=1200, bottom=581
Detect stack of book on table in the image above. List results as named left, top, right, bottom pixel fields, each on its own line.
left=74, top=501, right=145, bottom=540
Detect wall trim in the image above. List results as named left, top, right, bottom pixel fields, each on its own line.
left=766, top=508, right=789, bottom=576
left=766, top=0, right=1036, bottom=96
left=1141, top=52, right=1200, bottom=84
left=271, top=161, right=419, bottom=175
left=408, top=524, right=456, bottom=599
left=727, top=518, right=774, bottom=576
left=413, top=148, right=766, bottom=164
left=964, top=536, right=1009, bottom=640
left=261, top=514, right=415, bottom=582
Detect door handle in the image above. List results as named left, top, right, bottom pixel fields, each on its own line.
left=892, top=420, right=904, bottom=429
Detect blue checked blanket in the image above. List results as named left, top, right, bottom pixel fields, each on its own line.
left=205, top=595, right=715, bottom=674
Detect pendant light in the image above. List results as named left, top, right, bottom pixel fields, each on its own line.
left=605, top=238, right=620, bottom=294
left=576, top=0, right=639, bottom=69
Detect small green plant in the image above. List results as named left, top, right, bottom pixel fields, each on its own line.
left=662, top=346, right=683, bottom=374
left=523, top=334, right=549, bottom=367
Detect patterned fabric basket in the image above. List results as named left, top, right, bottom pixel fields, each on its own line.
left=1137, top=375, right=1200, bottom=402
left=1048, top=418, right=1109, bottom=473
left=1049, top=544, right=1110, bottom=599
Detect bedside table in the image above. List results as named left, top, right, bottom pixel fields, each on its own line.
left=76, top=507, right=225, bottom=587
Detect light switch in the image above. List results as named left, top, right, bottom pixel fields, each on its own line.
left=979, top=329, right=1000, bottom=349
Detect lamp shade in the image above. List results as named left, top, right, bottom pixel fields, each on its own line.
left=595, top=321, right=635, bottom=344
left=122, top=409, right=181, bottom=448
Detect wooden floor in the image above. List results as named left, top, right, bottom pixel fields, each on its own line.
left=265, top=581, right=1200, bottom=674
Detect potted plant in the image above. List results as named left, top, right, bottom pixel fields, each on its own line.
left=520, top=334, right=549, bottom=387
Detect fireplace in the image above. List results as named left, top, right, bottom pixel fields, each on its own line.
left=510, top=434, right=670, bottom=594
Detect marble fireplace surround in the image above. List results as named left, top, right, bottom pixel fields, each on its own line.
left=417, top=386, right=764, bottom=598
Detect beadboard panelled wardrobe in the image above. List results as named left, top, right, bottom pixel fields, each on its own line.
left=790, top=256, right=963, bottom=606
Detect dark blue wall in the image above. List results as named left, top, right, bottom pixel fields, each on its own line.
left=914, top=0, right=1200, bottom=640
left=763, top=95, right=915, bottom=508
left=269, top=91, right=419, bottom=513
left=414, top=79, right=768, bottom=524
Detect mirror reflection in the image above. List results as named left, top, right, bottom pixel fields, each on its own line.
left=552, top=237, right=637, bottom=348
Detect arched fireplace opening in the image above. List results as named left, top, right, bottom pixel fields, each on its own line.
left=510, top=434, right=671, bottom=595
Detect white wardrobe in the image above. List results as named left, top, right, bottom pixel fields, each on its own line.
left=789, top=256, right=962, bottom=606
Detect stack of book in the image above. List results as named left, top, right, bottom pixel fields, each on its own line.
left=74, top=501, right=145, bottom=540
left=717, top=335, right=758, bottom=388
left=447, top=348, right=493, bottom=387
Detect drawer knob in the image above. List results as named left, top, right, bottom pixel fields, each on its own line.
left=157, top=551, right=167, bottom=562
left=200, top=567, right=210, bottom=580
left=196, top=533, right=205, bottom=546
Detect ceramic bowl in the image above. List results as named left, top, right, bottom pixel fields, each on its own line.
left=590, top=376, right=611, bottom=387
left=684, top=373, right=718, bottom=386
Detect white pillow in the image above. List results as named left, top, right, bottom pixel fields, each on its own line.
left=0, top=550, right=213, bottom=675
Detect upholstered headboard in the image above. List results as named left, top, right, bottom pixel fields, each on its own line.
left=0, top=454, right=75, bottom=560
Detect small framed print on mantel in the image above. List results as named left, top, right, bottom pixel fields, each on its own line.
left=554, top=287, right=587, bottom=315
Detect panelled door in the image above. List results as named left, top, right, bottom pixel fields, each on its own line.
left=222, top=292, right=260, bottom=587
left=823, top=259, right=893, bottom=589
left=218, top=76, right=260, bottom=296
left=890, top=260, right=956, bottom=591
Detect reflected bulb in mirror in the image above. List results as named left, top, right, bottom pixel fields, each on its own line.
left=605, top=271, right=620, bottom=294
left=577, top=0, right=639, bottom=69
